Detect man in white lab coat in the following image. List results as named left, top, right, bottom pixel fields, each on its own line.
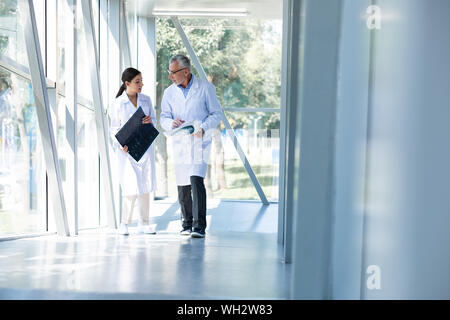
left=160, top=55, right=222, bottom=238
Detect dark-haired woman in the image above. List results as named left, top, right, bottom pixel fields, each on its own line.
left=110, top=68, right=157, bottom=235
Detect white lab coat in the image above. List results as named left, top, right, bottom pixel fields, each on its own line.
left=160, top=75, right=222, bottom=186
left=109, top=91, right=157, bottom=195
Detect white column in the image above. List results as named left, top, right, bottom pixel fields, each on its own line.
left=290, top=0, right=342, bottom=299
left=171, top=16, right=269, bottom=205
left=280, top=0, right=302, bottom=262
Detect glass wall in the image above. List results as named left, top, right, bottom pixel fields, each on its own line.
left=126, top=0, right=137, bottom=67
left=0, top=0, right=27, bottom=66
left=0, top=1, right=47, bottom=236
left=0, top=67, right=46, bottom=236
left=76, top=1, right=100, bottom=228
left=155, top=17, right=282, bottom=201
left=1, top=0, right=112, bottom=237
left=1, top=0, right=281, bottom=237
left=77, top=105, right=99, bottom=228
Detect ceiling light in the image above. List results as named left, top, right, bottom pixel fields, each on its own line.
left=152, top=8, right=249, bottom=17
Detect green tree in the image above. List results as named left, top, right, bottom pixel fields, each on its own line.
left=155, top=17, right=281, bottom=197
left=156, top=18, right=281, bottom=128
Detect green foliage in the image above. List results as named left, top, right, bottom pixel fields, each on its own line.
left=0, top=36, right=9, bottom=55
left=156, top=18, right=281, bottom=130
left=0, top=0, right=17, bottom=16
left=0, top=0, right=17, bottom=54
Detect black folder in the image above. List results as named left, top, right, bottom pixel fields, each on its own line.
left=115, top=107, right=159, bottom=162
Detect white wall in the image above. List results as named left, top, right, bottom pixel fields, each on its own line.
left=332, top=0, right=450, bottom=299
left=331, top=0, right=371, bottom=299
left=289, top=0, right=450, bottom=299
left=360, top=0, right=450, bottom=299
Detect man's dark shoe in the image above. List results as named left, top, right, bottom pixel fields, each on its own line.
left=180, top=227, right=192, bottom=235
left=191, top=228, right=205, bottom=238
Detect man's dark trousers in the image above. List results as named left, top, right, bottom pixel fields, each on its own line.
left=177, top=175, right=206, bottom=230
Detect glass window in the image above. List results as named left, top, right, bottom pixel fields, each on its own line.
left=0, top=1, right=26, bottom=66
left=57, top=0, right=66, bottom=90
left=156, top=18, right=282, bottom=110
left=126, top=0, right=138, bottom=67
left=155, top=17, right=281, bottom=201
left=53, top=94, right=77, bottom=231
left=0, top=66, right=46, bottom=236
left=76, top=1, right=93, bottom=104
left=76, top=2, right=100, bottom=229
left=213, top=113, right=280, bottom=201
left=77, top=105, right=99, bottom=228
left=53, top=1, right=76, bottom=232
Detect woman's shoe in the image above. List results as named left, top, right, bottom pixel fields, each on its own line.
left=118, top=223, right=129, bottom=235
left=137, top=223, right=156, bottom=234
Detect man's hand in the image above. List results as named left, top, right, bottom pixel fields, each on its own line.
left=172, top=118, right=185, bottom=128
left=122, top=145, right=129, bottom=154
left=142, top=115, right=152, bottom=124
left=193, top=128, right=205, bottom=138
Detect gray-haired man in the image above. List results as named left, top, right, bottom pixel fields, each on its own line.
left=160, top=54, right=222, bottom=238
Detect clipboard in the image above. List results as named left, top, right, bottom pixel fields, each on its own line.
left=115, top=107, right=159, bottom=162
left=163, top=120, right=201, bottom=137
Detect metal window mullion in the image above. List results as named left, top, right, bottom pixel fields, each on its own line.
left=64, top=0, right=78, bottom=235
left=0, top=54, right=56, bottom=88
left=0, top=53, right=32, bottom=80
left=99, top=0, right=108, bottom=111
left=120, top=0, right=132, bottom=67
left=107, top=0, right=121, bottom=222
left=19, top=0, right=70, bottom=236
left=73, top=0, right=79, bottom=235
left=81, top=0, right=117, bottom=228
left=171, top=16, right=269, bottom=205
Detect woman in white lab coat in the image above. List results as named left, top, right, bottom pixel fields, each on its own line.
left=110, top=67, right=157, bottom=235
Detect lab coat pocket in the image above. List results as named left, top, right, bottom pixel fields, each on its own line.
left=193, top=134, right=204, bottom=165
left=173, top=135, right=192, bottom=166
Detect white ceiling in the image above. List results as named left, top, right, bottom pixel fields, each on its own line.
left=129, top=0, right=283, bottom=19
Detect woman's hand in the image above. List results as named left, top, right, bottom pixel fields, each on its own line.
left=122, top=145, right=129, bottom=154
left=142, top=115, right=152, bottom=124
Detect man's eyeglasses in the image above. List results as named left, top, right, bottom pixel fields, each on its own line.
left=167, top=67, right=187, bottom=76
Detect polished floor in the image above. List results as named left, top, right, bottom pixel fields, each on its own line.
left=0, top=200, right=290, bottom=300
